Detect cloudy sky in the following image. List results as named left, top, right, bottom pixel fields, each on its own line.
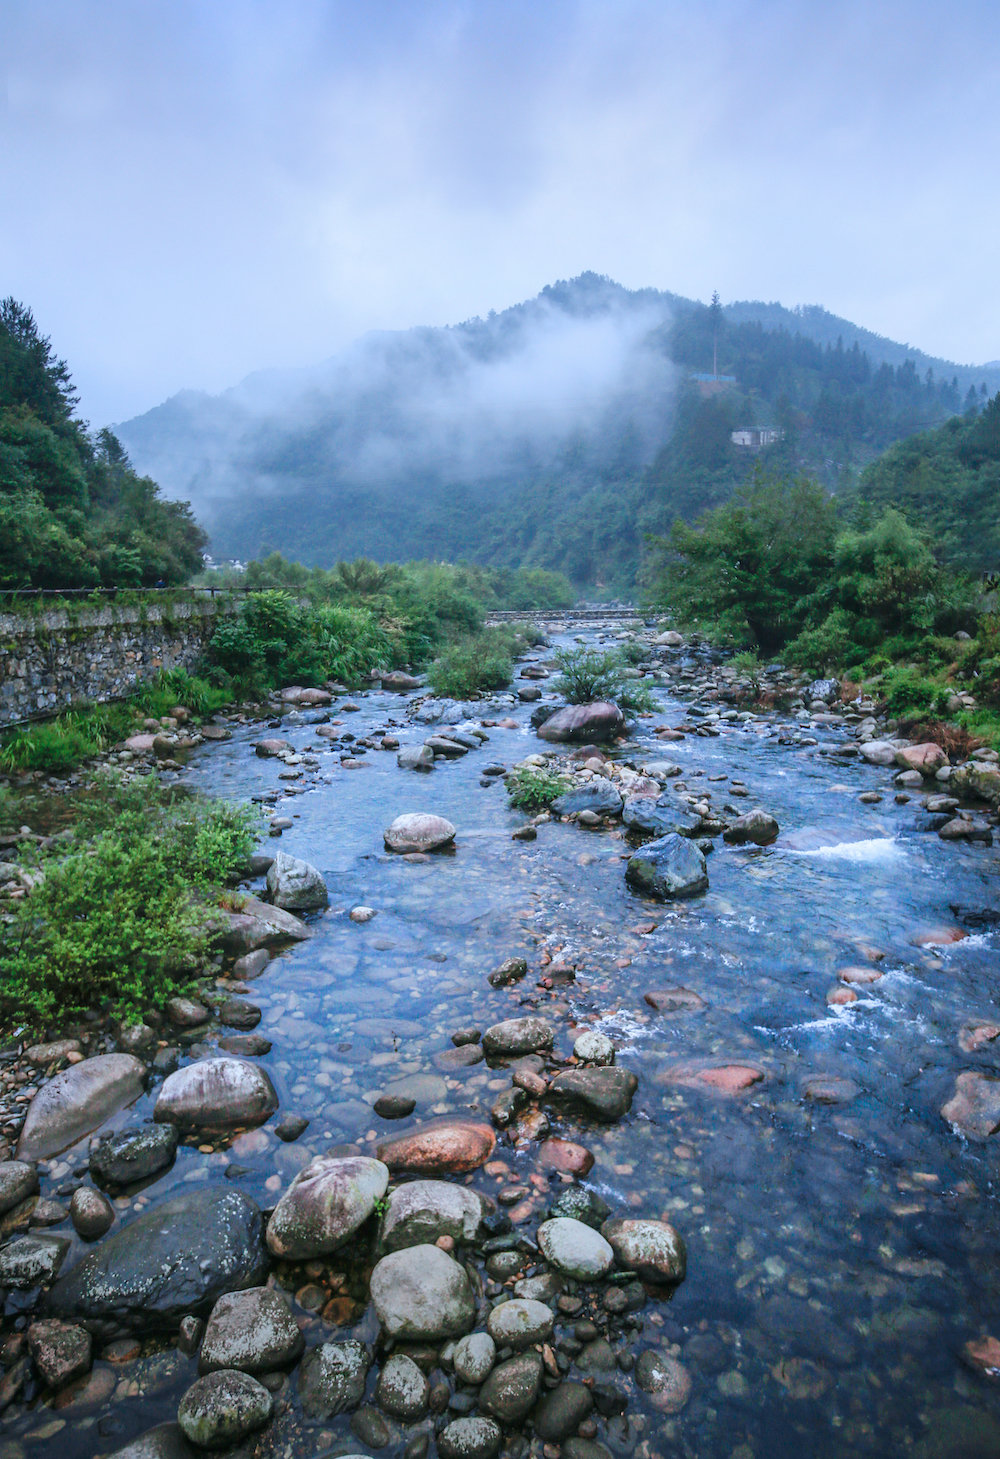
left=5, top=0, right=998, bottom=424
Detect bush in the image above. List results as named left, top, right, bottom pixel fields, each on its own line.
left=553, top=648, right=657, bottom=719
left=0, top=778, right=259, bottom=1028
left=505, top=765, right=572, bottom=810
left=209, top=590, right=391, bottom=695
left=876, top=665, right=951, bottom=718
left=427, top=631, right=514, bottom=699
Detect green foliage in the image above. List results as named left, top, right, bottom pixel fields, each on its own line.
left=553, top=647, right=656, bottom=718
left=505, top=765, right=572, bottom=810
left=208, top=589, right=392, bottom=695
left=875, top=665, right=952, bottom=718
left=730, top=650, right=764, bottom=694
left=0, top=778, right=259, bottom=1028
left=0, top=300, right=206, bottom=589
left=427, top=631, right=514, bottom=699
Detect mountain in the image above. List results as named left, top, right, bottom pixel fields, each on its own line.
left=117, top=274, right=1000, bottom=589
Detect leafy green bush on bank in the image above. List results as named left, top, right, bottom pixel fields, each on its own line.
left=0, top=776, right=259, bottom=1029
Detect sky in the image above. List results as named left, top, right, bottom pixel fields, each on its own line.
left=4, top=0, right=999, bottom=425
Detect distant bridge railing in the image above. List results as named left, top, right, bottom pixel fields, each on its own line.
left=486, top=606, right=646, bottom=623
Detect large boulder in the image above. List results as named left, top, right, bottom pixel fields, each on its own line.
left=369, top=1244, right=475, bottom=1340
left=622, top=797, right=701, bottom=839
left=378, top=1180, right=485, bottom=1252
left=551, top=778, right=624, bottom=817
left=545, top=1067, right=638, bottom=1123
left=266, top=1156, right=388, bottom=1259
left=896, top=742, right=948, bottom=777
left=377, top=1120, right=496, bottom=1174
left=154, top=1059, right=278, bottom=1131
left=952, top=763, right=1000, bottom=809
left=625, top=834, right=708, bottom=899
left=859, top=740, right=898, bottom=767
left=16, top=1054, right=146, bottom=1161
left=722, top=810, right=780, bottom=846
left=216, top=895, right=312, bottom=957
left=383, top=813, right=456, bottom=853
left=537, top=703, right=625, bottom=744
left=46, top=1187, right=267, bottom=1336
left=601, top=1218, right=686, bottom=1285
left=199, top=1287, right=303, bottom=1374
left=104, top=1424, right=199, bottom=1458
left=265, top=850, right=328, bottom=911
left=482, top=1017, right=554, bottom=1059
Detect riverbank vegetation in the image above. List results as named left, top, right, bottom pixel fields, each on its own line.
left=0, top=776, right=258, bottom=1029
left=643, top=470, right=999, bottom=744
left=0, top=299, right=205, bottom=588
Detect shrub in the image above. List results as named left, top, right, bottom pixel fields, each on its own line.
left=877, top=665, right=951, bottom=718
left=553, top=648, right=657, bottom=719
left=505, top=765, right=572, bottom=810
left=0, top=779, right=259, bottom=1028
left=427, top=631, right=514, bottom=698
left=209, top=590, right=391, bottom=695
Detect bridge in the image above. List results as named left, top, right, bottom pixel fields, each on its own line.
left=486, top=606, right=646, bottom=626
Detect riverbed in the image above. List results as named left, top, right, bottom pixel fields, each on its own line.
left=7, top=624, right=1000, bottom=1459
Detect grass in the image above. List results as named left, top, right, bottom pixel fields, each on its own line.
left=0, top=774, right=259, bottom=1030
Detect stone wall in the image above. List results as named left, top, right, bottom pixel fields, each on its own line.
left=0, top=594, right=239, bottom=727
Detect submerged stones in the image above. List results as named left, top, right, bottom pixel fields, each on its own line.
left=369, top=1244, right=475, bottom=1340
left=545, top=1067, right=638, bottom=1123
left=89, top=1126, right=179, bottom=1189
left=154, top=1058, right=278, bottom=1130
left=941, top=1072, right=1000, bottom=1139
left=46, top=1187, right=267, bottom=1336
left=266, top=1156, right=389, bottom=1259
left=634, top=1349, right=692, bottom=1413
left=377, top=1120, right=496, bottom=1174
left=625, top=835, right=708, bottom=900
left=16, top=1054, right=146, bottom=1161
left=265, top=849, right=328, bottom=910
left=383, top=813, right=456, bottom=853
left=482, top=1016, right=554, bottom=1059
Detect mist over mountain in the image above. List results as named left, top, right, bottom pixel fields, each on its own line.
left=117, top=274, right=1000, bottom=588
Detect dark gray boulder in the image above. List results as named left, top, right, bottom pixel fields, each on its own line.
left=552, top=778, right=624, bottom=817
left=622, top=798, right=702, bottom=840
left=625, top=834, right=708, bottom=899
left=89, top=1126, right=179, bottom=1189
left=537, top=703, right=625, bottom=744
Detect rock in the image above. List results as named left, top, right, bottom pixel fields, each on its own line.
left=537, top=1217, right=614, bottom=1279
left=232, top=949, right=270, bottom=981
left=217, top=1034, right=272, bottom=1056
left=951, top=763, right=1000, bottom=809
left=177, top=1369, right=273, bottom=1450
left=26, top=1037, right=82, bottom=1065
left=47, top=1187, right=266, bottom=1336
left=265, top=849, right=329, bottom=910
left=802, top=1076, right=861, bottom=1104
left=0, top=1161, right=39, bottom=1215
left=482, top=1017, right=554, bottom=1059
left=537, top=703, right=625, bottom=744
left=479, top=1350, right=543, bottom=1424
left=384, top=813, right=456, bottom=853
left=722, top=810, right=780, bottom=846
left=622, top=798, right=701, bottom=839
left=487, top=1298, right=554, bottom=1348
left=551, top=778, right=624, bottom=817
left=644, top=987, right=707, bottom=1014
left=376, top=1352, right=429, bottom=1419
left=379, top=1180, right=485, bottom=1252
left=941, top=1073, right=1000, bottom=1139
left=573, top=1030, right=615, bottom=1065
left=545, top=1067, right=638, bottom=1123
left=377, top=1120, right=496, bottom=1174
left=896, top=742, right=948, bottom=776
left=298, top=1339, right=370, bottom=1418
left=635, top=1349, right=692, bottom=1412
left=538, top=1138, right=594, bottom=1176
left=397, top=745, right=435, bottom=771
left=453, top=1332, right=497, bottom=1385
left=660, top=1060, right=765, bottom=1094
left=70, top=1187, right=114, bottom=1239
left=912, top=1405, right=1000, bottom=1459
left=375, top=1094, right=417, bottom=1118
left=16, top=1054, right=146, bottom=1161
left=487, top=957, right=528, bottom=987
left=438, top=1416, right=503, bottom=1459
left=859, top=740, right=897, bottom=766
left=104, top=1423, right=199, bottom=1458
left=625, top=834, right=708, bottom=899
left=266, top=1155, right=389, bottom=1258
left=255, top=739, right=292, bottom=757
left=369, top=1244, right=475, bottom=1340
left=199, top=1287, right=303, bottom=1374
left=217, top=895, right=312, bottom=956
left=382, top=671, right=423, bottom=691
left=0, top=1233, right=70, bottom=1287
left=165, top=997, right=209, bottom=1028
left=154, top=1058, right=278, bottom=1130
left=939, top=816, right=993, bottom=843
left=28, top=1319, right=92, bottom=1389
left=601, top=1218, right=686, bottom=1285
left=533, top=1381, right=594, bottom=1440
left=90, top=1126, right=179, bottom=1188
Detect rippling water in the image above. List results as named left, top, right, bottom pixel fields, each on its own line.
left=14, top=628, right=1000, bottom=1459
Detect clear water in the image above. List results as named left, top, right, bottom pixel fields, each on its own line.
left=10, top=628, right=1000, bottom=1459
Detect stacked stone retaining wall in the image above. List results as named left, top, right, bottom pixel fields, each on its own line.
left=0, top=594, right=238, bottom=727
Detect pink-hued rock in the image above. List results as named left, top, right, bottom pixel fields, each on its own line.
left=124, top=734, right=157, bottom=753
left=837, top=966, right=884, bottom=986
left=827, top=986, right=859, bottom=1006
left=962, top=1335, right=1000, bottom=1376
left=910, top=925, right=967, bottom=947
left=895, top=742, right=948, bottom=776
left=644, top=987, right=708, bottom=1014
left=377, top=1120, right=496, bottom=1174
left=537, top=702, right=625, bottom=744
left=537, top=1139, right=594, bottom=1176
left=942, top=1072, right=1000, bottom=1140
left=255, top=738, right=293, bottom=757
left=960, top=1022, right=1000, bottom=1053
left=658, top=1061, right=765, bottom=1095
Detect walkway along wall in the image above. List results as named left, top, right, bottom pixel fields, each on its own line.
left=0, top=593, right=239, bottom=728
